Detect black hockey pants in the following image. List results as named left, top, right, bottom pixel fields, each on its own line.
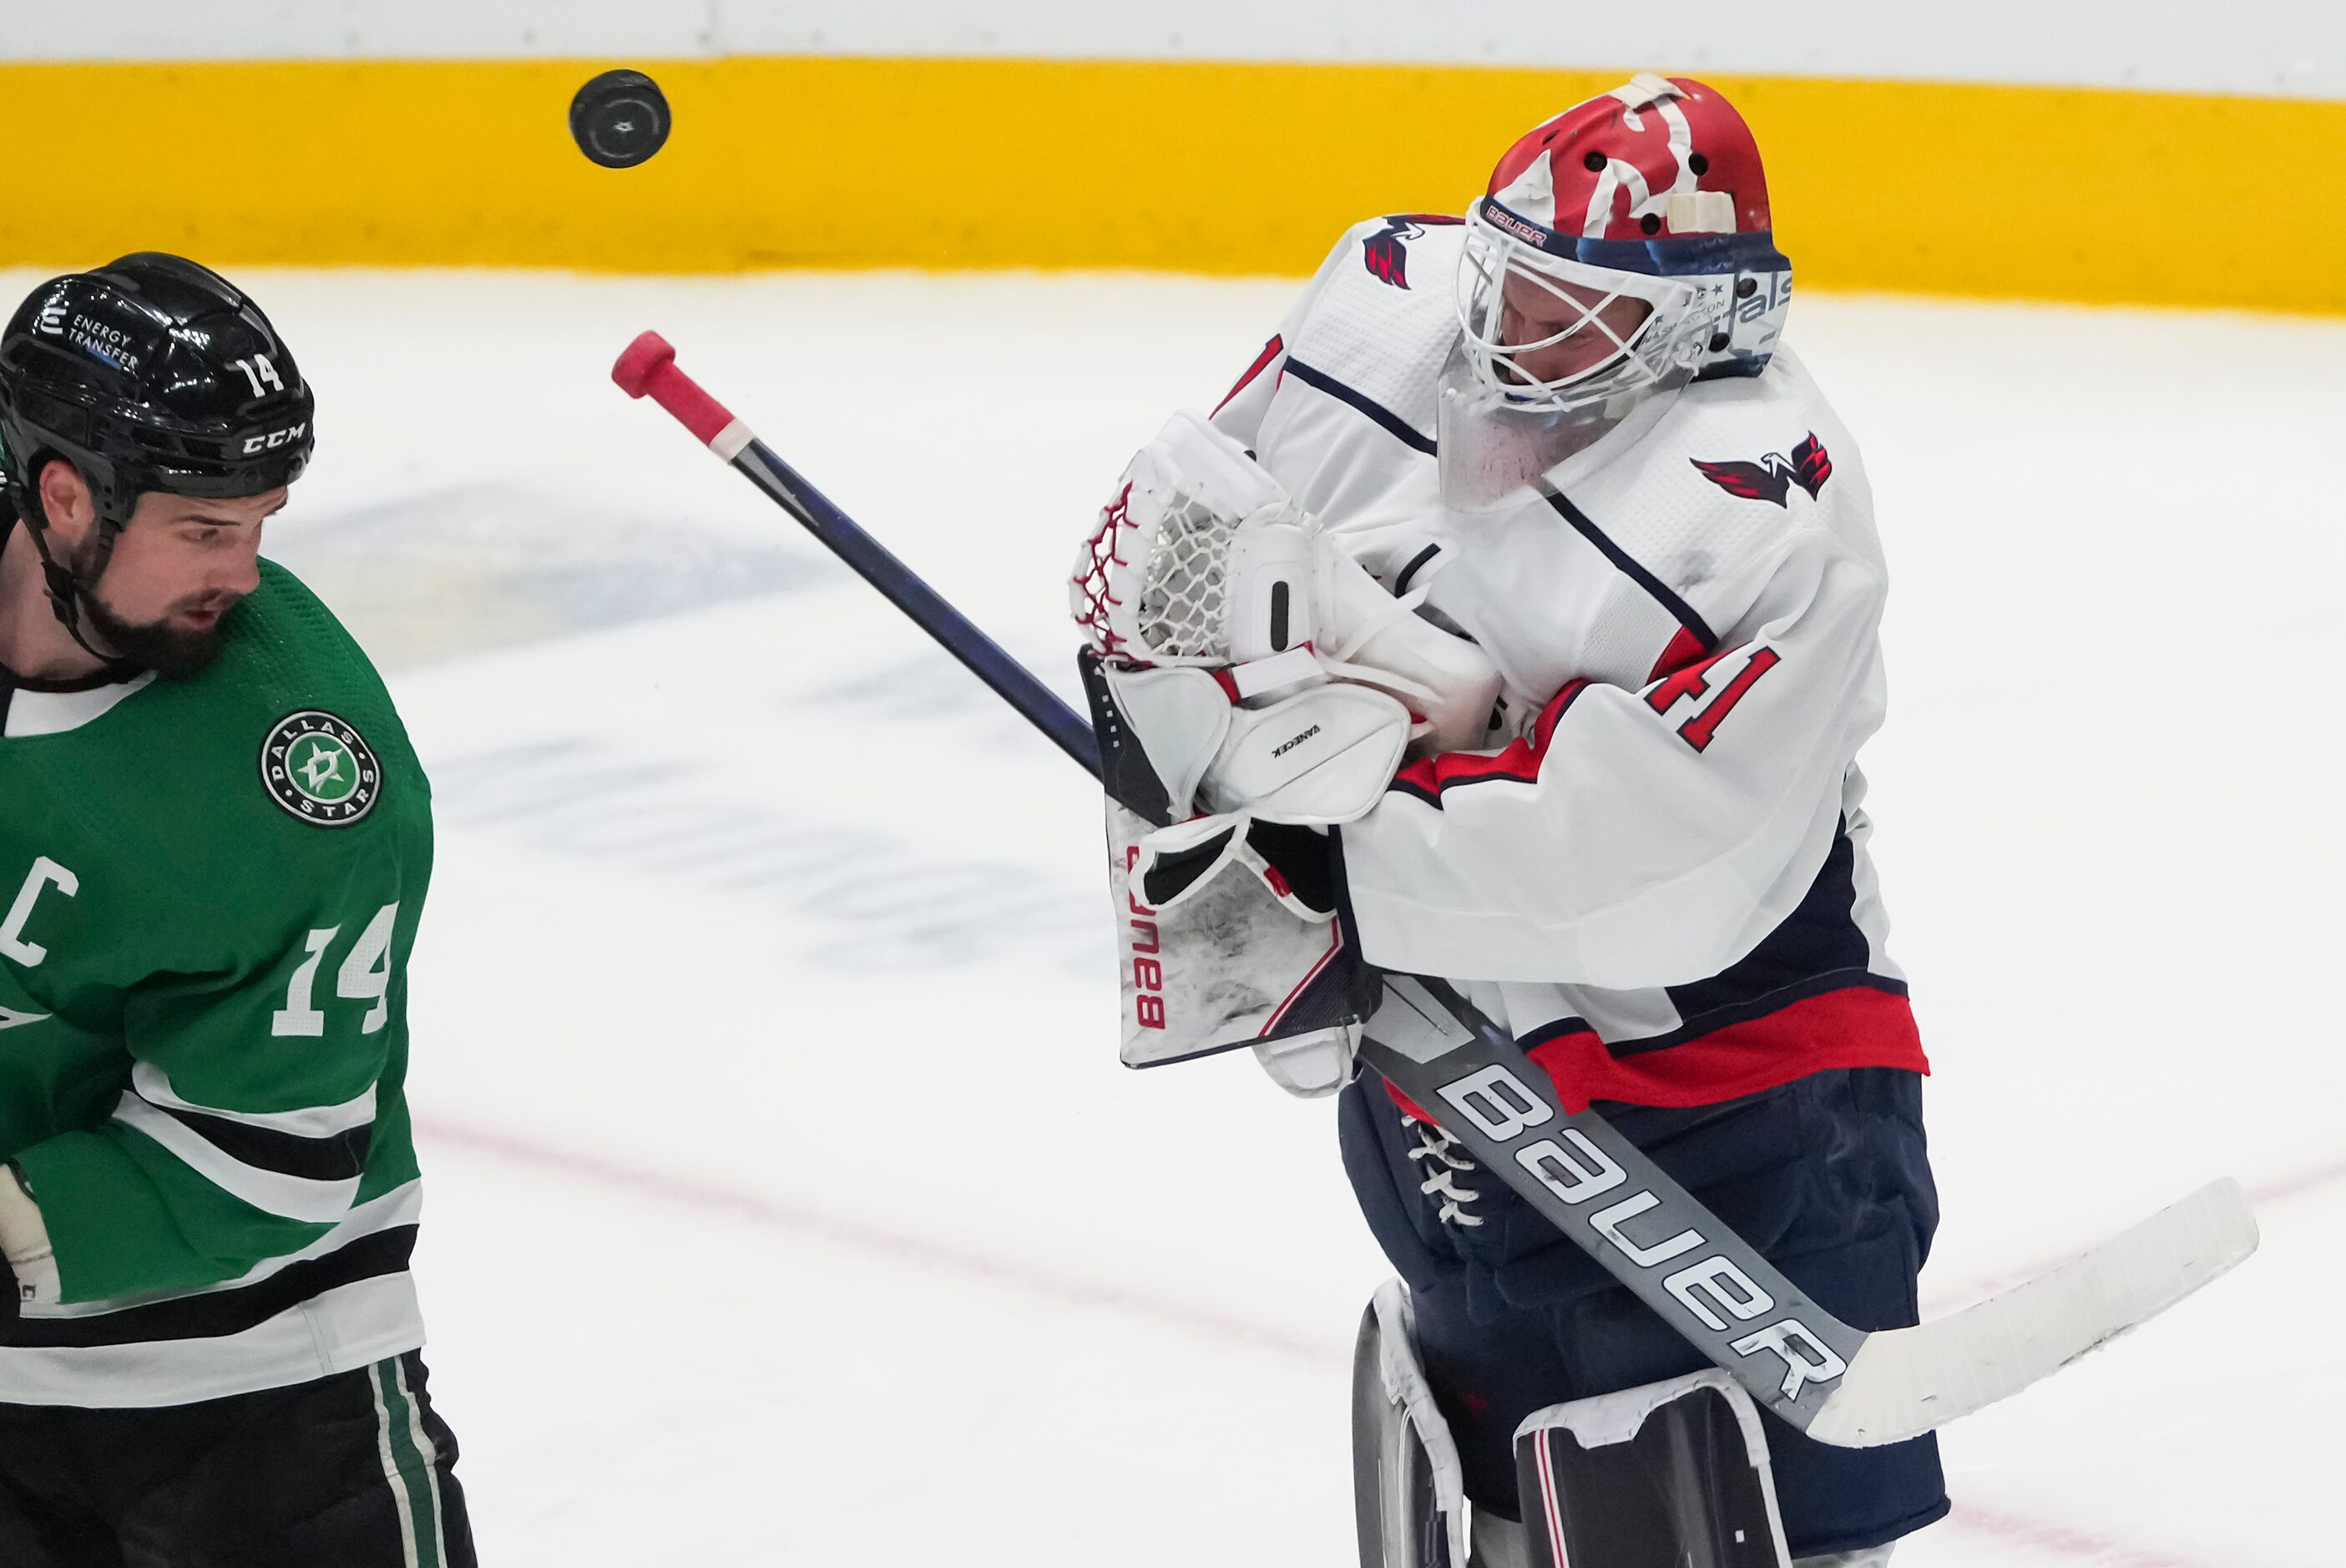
left=0, top=1350, right=475, bottom=1567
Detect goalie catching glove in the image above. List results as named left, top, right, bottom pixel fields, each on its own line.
left=1071, top=409, right=1498, bottom=751
left=1072, top=410, right=1500, bottom=909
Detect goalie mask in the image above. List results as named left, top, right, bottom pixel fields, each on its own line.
left=1438, top=73, right=1792, bottom=514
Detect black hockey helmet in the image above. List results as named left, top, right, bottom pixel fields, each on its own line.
left=0, top=252, right=314, bottom=535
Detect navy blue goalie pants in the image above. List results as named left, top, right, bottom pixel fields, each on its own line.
left=1338, top=1065, right=1950, bottom=1560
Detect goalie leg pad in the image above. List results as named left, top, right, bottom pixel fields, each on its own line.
left=1353, top=1281, right=1471, bottom=1568
left=1467, top=1509, right=1529, bottom=1568
left=1514, top=1370, right=1792, bottom=1568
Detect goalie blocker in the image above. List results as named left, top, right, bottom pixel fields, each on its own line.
left=1072, top=411, right=1503, bottom=1090
left=1082, top=650, right=1383, bottom=1092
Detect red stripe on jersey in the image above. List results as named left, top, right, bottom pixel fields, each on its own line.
left=1526, top=985, right=1926, bottom=1113
left=1379, top=983, right=1926, bottom=1122
left=1390, top=679, right=1590, bottom=804
left=1213, top=334, right=1285, bottom=416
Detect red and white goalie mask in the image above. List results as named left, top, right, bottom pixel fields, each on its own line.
left=1438, top=73, right=1795, bottom=513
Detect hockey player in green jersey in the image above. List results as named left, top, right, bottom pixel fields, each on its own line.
left=0, top=255, right=475, bottom=1565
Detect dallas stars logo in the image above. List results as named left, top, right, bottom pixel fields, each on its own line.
left=298, top=743, right=345, bottom=794
left=260, top=711, right=382, bottom=827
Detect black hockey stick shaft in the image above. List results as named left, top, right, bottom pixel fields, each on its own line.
left=612, top=332, right=1102, bottom=777
left=610, top=331, right=1877, bottom=1435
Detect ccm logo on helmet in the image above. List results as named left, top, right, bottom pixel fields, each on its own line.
left=242, top=422, right=307, bottom=454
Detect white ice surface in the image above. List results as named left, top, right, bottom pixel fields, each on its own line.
left=10, top=265, right=2334, bottom=1565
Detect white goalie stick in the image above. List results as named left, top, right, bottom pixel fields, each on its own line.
left=613, top=331, right=2261, bottom=1447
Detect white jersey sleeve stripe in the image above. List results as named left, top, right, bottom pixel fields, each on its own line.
left=130, top=1060, right=376, bottom=1139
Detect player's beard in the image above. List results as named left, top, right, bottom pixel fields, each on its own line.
left=72, top=543, right=241, bottom=680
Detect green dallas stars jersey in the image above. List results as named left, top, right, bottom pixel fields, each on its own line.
left=0, top=559, right=433, bottom=1407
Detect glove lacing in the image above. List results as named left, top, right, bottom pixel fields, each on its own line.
left=1403, top=1113, right=1485, bottom=1229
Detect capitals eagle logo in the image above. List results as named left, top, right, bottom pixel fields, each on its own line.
left=1361, top=214, right=1464, bottom=289
left=1691, top=433, right=1833, bottom=507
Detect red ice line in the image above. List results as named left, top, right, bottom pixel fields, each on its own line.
left=1946, top=1500, right=2227, bottom=1568
left=2245, top=1151, right=2346, bottom=1207
left=1921, top=1151, right=2346, bottom=1315
left=1906, top=1159, right=2337, bottom=1568
left=422, top=1112, right=2346, bottom=1356
left=422, top=1117, right=2326, bottom=1568
left=415, top=1115, right=1339, bottom=1366
left=422, top=1114, right=2344, bottom=1363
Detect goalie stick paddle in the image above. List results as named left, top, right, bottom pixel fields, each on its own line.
left=613, top=330, right=2260, bottom=1445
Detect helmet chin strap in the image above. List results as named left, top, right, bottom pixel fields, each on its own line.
left=9, top=495, right=127, bottom=667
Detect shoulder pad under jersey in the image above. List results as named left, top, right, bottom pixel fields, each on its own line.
left=1282, top=215, right=1471, bottom=445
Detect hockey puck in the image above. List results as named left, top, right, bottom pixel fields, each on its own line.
left=570, top=69, right=670, bottom=169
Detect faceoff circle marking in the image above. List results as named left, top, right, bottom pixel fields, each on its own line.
left=260, top=711, right=382, bottom=827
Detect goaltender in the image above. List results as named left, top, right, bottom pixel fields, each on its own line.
left=0, top=255, right=474, bottom=1565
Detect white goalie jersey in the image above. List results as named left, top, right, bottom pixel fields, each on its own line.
left=1211, top=215, right=1928, bottom=1110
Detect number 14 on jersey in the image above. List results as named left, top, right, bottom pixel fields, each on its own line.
left=270, top=903, right=399, bottom=1038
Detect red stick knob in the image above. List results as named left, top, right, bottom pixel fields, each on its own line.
left=611, top=331, right=743, bottom=451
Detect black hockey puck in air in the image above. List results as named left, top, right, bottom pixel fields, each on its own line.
left=570, top=70, right=670, bottom=169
